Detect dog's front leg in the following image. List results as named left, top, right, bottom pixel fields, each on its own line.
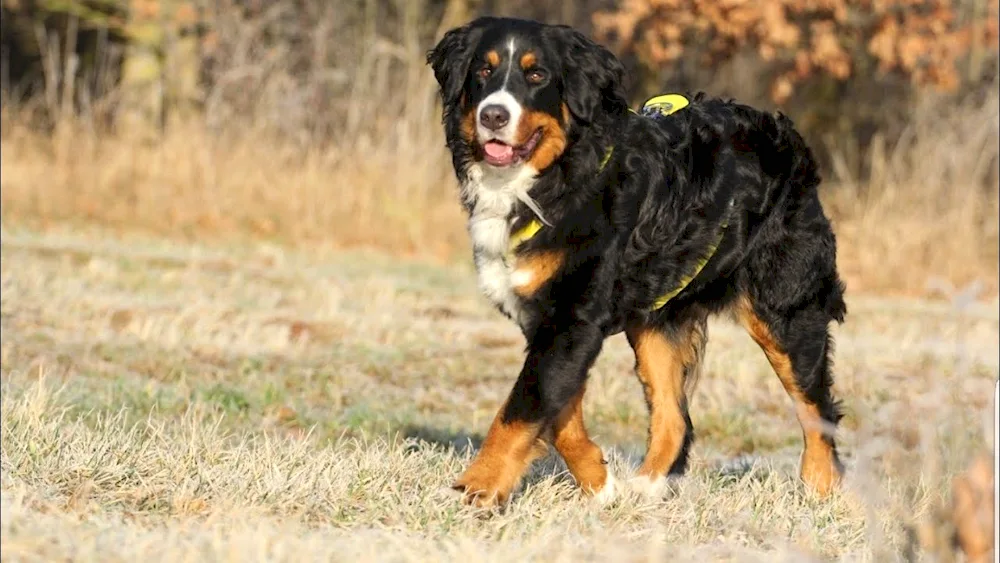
left=453, top=316, right=606, bottom=508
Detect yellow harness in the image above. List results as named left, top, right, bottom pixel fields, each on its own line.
left=508, top=94, right=727, bottom=312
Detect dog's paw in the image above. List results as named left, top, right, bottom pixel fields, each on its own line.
left=588, top=472, right=618, bottom=505
left=451, top=473, right=513, bottom=508
left=627, top=474, right=667, bottom=499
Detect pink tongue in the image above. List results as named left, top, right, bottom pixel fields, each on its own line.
left=484, top=141, right=514, bottom=162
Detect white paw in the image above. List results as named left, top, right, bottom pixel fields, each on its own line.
left=627, top=474, right=667, bottom=498
left=440, top=486, right=465, bottom=500
left=590, top=472, right=618, bottom=505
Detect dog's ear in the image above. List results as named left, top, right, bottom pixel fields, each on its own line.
left=426, top=19, right=488, bottom=109
left=553, top=26, right=628, bottom=124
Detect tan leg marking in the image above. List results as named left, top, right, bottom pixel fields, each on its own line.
left=552, top=386, right=610, bottom=496
left=453, top=404, right=546, bottom=507
left=511, top=250, right=565, bottom=297
left=625, top=326, right=691, bottom=481
left=735, top=295, right=841, bottom=496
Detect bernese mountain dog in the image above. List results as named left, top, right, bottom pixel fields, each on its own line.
left=427, top=16, right=847, bottom=507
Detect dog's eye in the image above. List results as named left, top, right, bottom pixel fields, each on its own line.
left=478, top=66, right=493, bottom=79
left=526, top=70, right=545, bottom=84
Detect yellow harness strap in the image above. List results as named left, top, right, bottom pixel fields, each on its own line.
left=507, top=93, right=725, bottom=310
left=648, top=213, right=729, bottom=311
left=508, top=218, right=544, bottom=256
left=598, top=145, right=615, bottom=170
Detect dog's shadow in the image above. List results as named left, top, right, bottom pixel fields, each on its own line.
left=400, top=424, right=484, bottom=454
left=400, top=424, right=769, bottom=493
left=400, top=424, right=580, bottom=490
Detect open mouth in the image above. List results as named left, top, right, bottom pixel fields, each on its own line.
left=481, top=129, right=543, bottom=167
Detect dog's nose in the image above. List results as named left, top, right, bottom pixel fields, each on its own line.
left=479, top=105, right=510, bottom=131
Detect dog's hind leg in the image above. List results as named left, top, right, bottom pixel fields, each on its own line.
left=735, top=294, right=844, bottom=497
left=624, top=316, right=706, bottom=496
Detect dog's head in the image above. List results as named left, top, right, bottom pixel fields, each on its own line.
left=427, top=17, right=627, bottom=173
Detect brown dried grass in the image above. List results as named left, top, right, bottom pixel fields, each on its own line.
left=1, top=2, right=996, bottom=299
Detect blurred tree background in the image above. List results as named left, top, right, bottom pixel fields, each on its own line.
left=2, top=0, right=997, bottom=165
left=1, top=0, right=998, bottom=296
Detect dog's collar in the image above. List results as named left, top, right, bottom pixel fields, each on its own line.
left=508, top=93, right=720, bottom=310
left=506, top=147, right=613, bottom=257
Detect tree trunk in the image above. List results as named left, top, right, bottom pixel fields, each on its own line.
left=119, top=0, right=203, bottom=134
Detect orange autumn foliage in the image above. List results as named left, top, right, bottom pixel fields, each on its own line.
left=593, top=0, right=1000, bottom=103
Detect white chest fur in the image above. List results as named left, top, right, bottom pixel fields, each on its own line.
left=463, top=163, right=540, bottom=326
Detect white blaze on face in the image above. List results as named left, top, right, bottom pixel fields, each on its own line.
left=476, top=90, right=522, bottom=146
left=476, top=38, right=522, bottom=146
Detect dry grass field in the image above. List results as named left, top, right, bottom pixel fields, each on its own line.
left=2, top=91, right=998, bottom=299
left=1, top=4, right=998, bottom=559
left=1, top=225, right=996, bottom=561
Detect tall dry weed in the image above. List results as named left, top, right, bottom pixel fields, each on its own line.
left=1, top=2, right=997, bottom=297
left=822, top=90, right=999, bottom=297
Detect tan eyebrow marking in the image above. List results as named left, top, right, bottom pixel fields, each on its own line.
left=486, top=50, right=500, bottom=66
left=520, top=52, right=536, bottom=69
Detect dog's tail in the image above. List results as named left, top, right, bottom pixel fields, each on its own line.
left=771, top=111, right=822, bottom=196
left=771, top=112, right=848, bottom=324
